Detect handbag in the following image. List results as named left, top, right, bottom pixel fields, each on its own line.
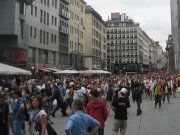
left=35, top=122, right=57, bottom=135
left=34, top=110, right=57, bottom=135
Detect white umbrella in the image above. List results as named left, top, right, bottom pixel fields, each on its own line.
left=0, top=63, right=32, bottom=75
left=54, top=70, right=79, bottom=74
left=45, top=68, right=60, bottom=72
left=79, top=70, right=111, bottom=74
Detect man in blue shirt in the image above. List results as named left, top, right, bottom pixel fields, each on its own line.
left=13, top=90, right=25, bottom=135
left=65, top=99, right=100, bottom=135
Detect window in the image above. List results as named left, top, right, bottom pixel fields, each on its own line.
left=31, top=5, right=33, bottom=15
left=55, top=0, right=57, bottom=8
left=54, top=35, right=56, bottom=44
left=47, top=32, right=49, bottom=45
left=52, top=16, right=54, bottom=25
left=47, top=13, right=49, bottom=26
left=40, top=9, right=43, bottom=23
left=47, top=0, right=49, bottom=6
left=40, top=30, right=42, bottom=43
left=43, top=31, right=46, bottom=44
left=51, top=34, right=53, bottom=43
left=34, top=27, right=36, bottom=38
left=52, top=0, right=54, bottom=7
left=44, top=0, right=46, bottom=5
left=30, top=26, right=33, bottom=37
left=55, top=17, right=57, bottom=26
left=35, top=6, right=37, bottom=17
left=44, top=11, right=46, bottom=24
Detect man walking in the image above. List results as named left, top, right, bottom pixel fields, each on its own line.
left=65, top=99, right=100, bottom=135
left=112, top=88, right=129, bottom=135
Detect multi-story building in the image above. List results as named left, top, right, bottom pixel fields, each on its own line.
left=59, top=0, right=70, bottom=68
left=0, top=0, right=32, bottom=68
left=170, top=0, right=180, bottom=71
left=68, top=0, right=86, bottom=70
left=166, top=35, right=175, bottom=72
left=84, top=5, right=107, bottom=70
left=106, top=12, right=151, bottom=74
left=156, top=44, right=164, bottom=69
left=150, top=41, right=159, bottom=70
left=0, top=0, right=71, bottom=69
left=26, top=0, right=60, bottom=68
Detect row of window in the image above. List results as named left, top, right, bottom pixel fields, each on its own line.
left=107, top=28, right=137, bottom=33
left=92, top=58, right=101, bottom=65
left=30, top=26, right=57, bottom=45
left=39, top=30, right=57, bottom=45
left=92, top=48, right=102, bottom=57
left=69, top=25, right=83, bottom=38
left=69, top=10, right=84, bottom=25
left=40, top=9, right=57, bottom=26
left=40, top=0, right=57, bottom=8
left=107, top=46, right=138, bottom=51
left=69, top=40, right=83, bottom=52
left=108, top=58, right=138, bottom=63
left=74, top=0, right=84, bottom=12
left=92, top=18, right=106, bottom=33
left=60, top=2, right=69, bottom=19
left=107, top=34, right=137, bottom=39
left=107, top=40, right=138, bottom=45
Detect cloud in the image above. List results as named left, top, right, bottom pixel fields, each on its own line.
left=85, top=0, right=171, bottom=51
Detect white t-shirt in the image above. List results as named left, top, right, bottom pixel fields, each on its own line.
left=31, top=110, right=48, bottom=135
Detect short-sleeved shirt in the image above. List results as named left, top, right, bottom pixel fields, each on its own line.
left=112, top=97, right=128, bottom=120
left=65, top=111, right=100, bottom=135
left=13, top=98, right=25, bottom=121
left=30, top=110, right=47, bottom=135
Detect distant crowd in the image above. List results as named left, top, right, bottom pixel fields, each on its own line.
left=0, top=73, right=180, bottom=135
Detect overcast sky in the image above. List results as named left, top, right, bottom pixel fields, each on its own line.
left=85, top=0, right=171, bottom=51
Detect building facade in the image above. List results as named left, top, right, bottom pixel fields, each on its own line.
left=26, top=0, right=60, bottom=69
left=166, top=35, right=175, bottom=72
left=149, top=41, right=158, bottom=70
left=59, top=0, right=70, bottom=68
left=0, top=0, right=31, bottom=68
left=0, top=0, right=71, bottom=69
left=68, top=0, right=86, bottom=70
left=106, top=12, right=151, bottom=74
left=84, top=5, right=107, bottom=70
left=170, top=0, right=180, bottom=71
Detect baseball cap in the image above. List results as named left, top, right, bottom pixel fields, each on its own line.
left=120, top=88, right=127, bottom=94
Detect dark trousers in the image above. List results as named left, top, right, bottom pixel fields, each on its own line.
left=98, top=128, right=104, bottom=135
left=0, top=124, right=9, bottom=135
left=155, top=95, right=162, bottom=108
left=136, top=98, right=142, bottom=116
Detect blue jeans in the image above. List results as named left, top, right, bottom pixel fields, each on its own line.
left=13, top=120, right=24, bottom=135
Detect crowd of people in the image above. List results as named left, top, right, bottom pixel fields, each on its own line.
left=0, top=73, right=180, bottom=135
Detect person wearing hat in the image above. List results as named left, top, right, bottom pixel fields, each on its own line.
left=111, top=88, right=129, bottom=135
left=0, top=92, right=9, bottom=135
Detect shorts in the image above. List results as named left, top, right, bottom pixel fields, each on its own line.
left=113, top=119, right=127, bottom=132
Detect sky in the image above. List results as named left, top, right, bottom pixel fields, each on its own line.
left=85, top=0, right=171, bottom=51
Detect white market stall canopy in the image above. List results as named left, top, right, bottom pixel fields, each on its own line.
left=0, top=63, right=32, bottom=75
left=54, top=70, right=79, bottom=74
left=79, top=70, right=111, bottom=74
